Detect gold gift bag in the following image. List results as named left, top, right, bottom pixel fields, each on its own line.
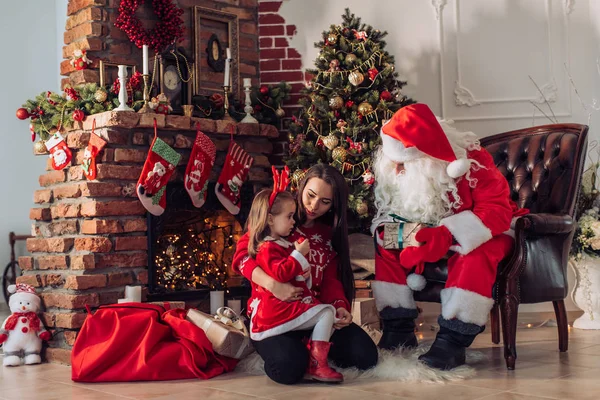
left=186, top=307, right=254, bottom=360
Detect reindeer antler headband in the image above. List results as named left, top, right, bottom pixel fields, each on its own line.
left=269, top=166, right=290, bottom=208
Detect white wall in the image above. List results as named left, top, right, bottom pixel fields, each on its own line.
left=280, top=0, right=600, bottom=313
left=0, top=0, right=66, bottom=306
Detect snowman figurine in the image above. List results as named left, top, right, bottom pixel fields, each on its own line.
left=0, top=284, right=51, bottom=366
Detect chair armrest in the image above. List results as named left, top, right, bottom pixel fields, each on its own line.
left=516, top=213, right=574, bottom=235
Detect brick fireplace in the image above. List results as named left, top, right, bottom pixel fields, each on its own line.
left=21, top=112, right=277, bottom=363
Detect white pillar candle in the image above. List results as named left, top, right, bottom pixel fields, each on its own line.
left=227, top=299, right=242, bottom=316
left=243, top=78, right=252, bottom=88
left=223, top=48, right=231, bottom=87
left=125, top=285, right=142, bottom=302
left=142, top=45, right=149, bottom=75
left=118, top=298, right=132, bottom=304
left=210, top=290, right=225, bottom=314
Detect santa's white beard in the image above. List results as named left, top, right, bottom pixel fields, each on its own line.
left=373, top=149, right=462, bottom=225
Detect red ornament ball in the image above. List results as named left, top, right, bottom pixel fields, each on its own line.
left=72, top=109, right=85, bottom=122
left=16, top=108, right=30, bottom=120
left=380, top=90, right=393, bottom=102
left=260, top=86, right=269, bottom=95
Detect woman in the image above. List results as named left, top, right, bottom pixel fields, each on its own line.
left=232, top=164, right=378, bottom=384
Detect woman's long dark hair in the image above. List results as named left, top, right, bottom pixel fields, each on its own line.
left=296, top=164, right=355, bottom=304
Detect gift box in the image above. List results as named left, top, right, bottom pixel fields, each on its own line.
left=383, top=221, right=425, bottom=250
left=351, top=298, right=380, bottom=329
left=186, top=308, right=254, bottom=360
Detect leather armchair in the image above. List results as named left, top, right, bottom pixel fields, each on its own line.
left=414, top=123, right=589, bottom=370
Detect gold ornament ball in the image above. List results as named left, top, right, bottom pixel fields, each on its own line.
left=275, top=107, right=285, bottom=118
left=345, top=53, right=358, bottom=65
left=329, top=96, right=344, bottom=110
left=332, top=146, right=347, bottom=162
left=356, top=201, right=369, bottom=216
left=322, top=134, right=339, bottom=150
left=94, top=89, right=108, bottom=103
left=348, top=71, right=364, bottom=86
left=292, top=169, right=307, bottom=185
left=33, top=141, right=48, bottom=154
left=358, top=102, right=373, bottom=115
left=327, top=33, right=338, bottom=45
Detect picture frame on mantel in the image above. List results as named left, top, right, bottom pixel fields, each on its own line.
left=99, top=61, right=137, bottom=87
left=193, top=6, right=240, bottom=101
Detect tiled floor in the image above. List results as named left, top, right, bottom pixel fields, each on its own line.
left=2, top=323, right=600, bottom=399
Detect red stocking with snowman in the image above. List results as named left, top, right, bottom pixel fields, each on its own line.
left=0, top=284, right=51, bottom=366
left=184, top=124, right=216, bottom=208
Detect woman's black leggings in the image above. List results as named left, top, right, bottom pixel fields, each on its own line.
left=251, top=323, right=378, bottom=384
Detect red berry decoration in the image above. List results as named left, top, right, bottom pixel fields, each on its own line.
left=260, top=86, right=269, bottom=95
left=72, top=109, right=85, bottom=122
left=345, top=100, right=354, bottom=108
left=16, top=108, right=30, bottom=120
left=380, top=90, right=393, bottom=102
left=114, top=0, right=184, bottom=53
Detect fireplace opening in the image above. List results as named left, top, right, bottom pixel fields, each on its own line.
left=146, top=182, right=254, bottom=301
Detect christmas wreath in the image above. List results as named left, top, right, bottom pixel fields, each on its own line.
left=115, top=0, right=184, bottom=53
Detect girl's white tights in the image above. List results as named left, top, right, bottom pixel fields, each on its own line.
left=292, top=307, right=335, bottom=342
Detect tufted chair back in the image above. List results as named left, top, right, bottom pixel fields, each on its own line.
left=414, top=123, right=588, bottom=370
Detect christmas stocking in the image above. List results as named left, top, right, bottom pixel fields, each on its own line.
left=185, top=128, right=216, bottom=208
left=82, top=130, right=107, bottom=180
left=137, top=136, right=181, bottom=216
left=215, top=141, right=254, bottom=215
left=45, top=133, right=72, bottom=170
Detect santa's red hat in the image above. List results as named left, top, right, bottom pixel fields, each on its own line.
left=380, top=103, right=470, bottom=178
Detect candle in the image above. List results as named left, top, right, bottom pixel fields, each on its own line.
left=243, top=78, right=252, bottom=88
left=125, top=285, right=142, bottom=302
left=223, top=48, right=231, bottom=87
left=227, top=299, right=242, bottom=315
left=210, top=290, right=225, bottom=314
left=142, top=45, right=149, bottom=75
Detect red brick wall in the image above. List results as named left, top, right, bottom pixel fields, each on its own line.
left=257, top=0, right=306, bottom=164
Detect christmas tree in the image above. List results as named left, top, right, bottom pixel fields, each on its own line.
left=285, top=9, right=415, bottom=229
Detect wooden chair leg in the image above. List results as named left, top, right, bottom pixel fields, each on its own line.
left=553, top=300, right=569, bottom=352
left=490, top=303, right=500, bottom=344
left=499, top=289, right=519, bottom=370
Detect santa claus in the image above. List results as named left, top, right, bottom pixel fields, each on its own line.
left=371, top=103, right=527, bottom=370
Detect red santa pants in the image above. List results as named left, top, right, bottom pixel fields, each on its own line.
left=373, top=234, right=514, bottom=326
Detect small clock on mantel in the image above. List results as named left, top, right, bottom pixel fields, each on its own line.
left=157, top=48, right=194, bottom=115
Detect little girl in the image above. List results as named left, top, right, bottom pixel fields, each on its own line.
left=245, top=167, right=343, bottom=383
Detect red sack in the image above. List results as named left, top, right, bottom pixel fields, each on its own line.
left=71, top=303, right=237, bottom=382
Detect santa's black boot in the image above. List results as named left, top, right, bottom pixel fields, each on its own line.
left=418, top=316, right=484, bottom=370
left=378, top=307, right=418, bottom=350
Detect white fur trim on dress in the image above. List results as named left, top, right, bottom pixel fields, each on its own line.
left=291, top=250, right=310, bottom=272
left=249, top=304, right=335, bottom=341
left=440, top=287, right=494, bottom=326
left=380, top=127, right=424, bottom=164
left=372, top=281, right=416, bottom=311
left=441, top=210, right=492, bottom=255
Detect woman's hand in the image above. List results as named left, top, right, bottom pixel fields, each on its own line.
left=268, top=280, right=304, bottom=302
left=334, top=307, right=353, bottom=329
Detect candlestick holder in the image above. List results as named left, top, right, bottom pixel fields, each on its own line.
left=115, top=65, right=133, bottom=112
left=138, top=74, right=153, bottom=114
left=240, top=82, right=258, bottom=124
left=222, top=85, right=236, bottom=121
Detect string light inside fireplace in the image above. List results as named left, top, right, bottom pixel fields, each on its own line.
left=154, top=221, right=235, bottom=292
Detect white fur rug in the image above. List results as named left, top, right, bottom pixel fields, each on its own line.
left=237, top=341, right=487, bottom=383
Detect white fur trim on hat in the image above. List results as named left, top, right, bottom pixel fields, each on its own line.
left=372, top=280, right=416, bottom=311
left=380, top=126, right=424, bottom=163
left=446, top=158, right=470, bottom=178
left=406, top=273, right=426, bottom=291
left=441, top=287, right=494, bottom=326
left=440, top=210, right=492, bottom=255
